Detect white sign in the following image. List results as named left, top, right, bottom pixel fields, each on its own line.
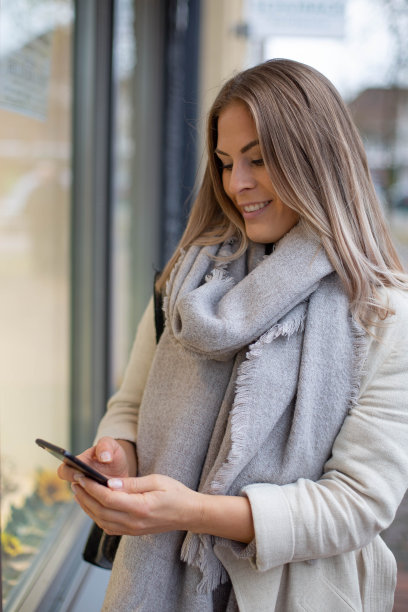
left=246, top=0, right=347, bottom=39
left=0, top=32, right=53, bottom=121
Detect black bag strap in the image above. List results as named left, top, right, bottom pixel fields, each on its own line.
left=153, top=270, right=165, bottom=343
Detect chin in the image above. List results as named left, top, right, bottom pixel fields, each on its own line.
left=245, top=221, right=299, bottom=244
left=245, top=228, right=280, bottom=244
left=247, top=234, right=276, bottom=244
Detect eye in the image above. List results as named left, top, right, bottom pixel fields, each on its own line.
left=221, top=163, right=233, bottom=171
left=251, top=158, right=264, bottom=167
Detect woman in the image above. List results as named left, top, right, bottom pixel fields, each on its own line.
left=59, top=59, right=408, bottom=611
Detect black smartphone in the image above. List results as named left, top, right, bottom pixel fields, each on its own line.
left=35, top=438, right=109, bottom=486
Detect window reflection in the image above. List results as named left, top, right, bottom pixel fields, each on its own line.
left=0, top=1, right=74, bottom=606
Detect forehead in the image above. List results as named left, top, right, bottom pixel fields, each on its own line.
left=216, top=102, right=258, bottom=149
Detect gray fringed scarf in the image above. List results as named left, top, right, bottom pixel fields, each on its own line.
left=102, top=223, right=364, bottom=612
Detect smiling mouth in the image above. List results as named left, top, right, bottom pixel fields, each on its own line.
left=242, top=200, right=271, bottom=213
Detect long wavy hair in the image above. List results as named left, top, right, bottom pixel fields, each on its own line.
left=156, top=58, right=407, bottom=329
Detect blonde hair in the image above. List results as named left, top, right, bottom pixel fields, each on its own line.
left=157, top=59, right=407, bottom=329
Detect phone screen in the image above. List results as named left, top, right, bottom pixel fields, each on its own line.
left=35, top=438, right=109, bottom=486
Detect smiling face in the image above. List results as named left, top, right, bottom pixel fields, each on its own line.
left=216, top=101, right=299, bottom=244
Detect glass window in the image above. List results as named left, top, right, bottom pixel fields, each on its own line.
left=109, top=0, right=163, bottom=392
left=0, top=0, right=74, bottom=607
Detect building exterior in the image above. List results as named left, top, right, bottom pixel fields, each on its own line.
left=1, top=1, right=407, bottom=610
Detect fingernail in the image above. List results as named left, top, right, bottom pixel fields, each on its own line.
left=71, top=483, right=78, bottom=494
left=108, top=478, right=123, bottom=490
left=100, top=451, right=112, bottom=463
left=73, top=472, right=85, bottom=484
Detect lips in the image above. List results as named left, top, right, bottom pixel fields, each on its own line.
left=239, top=200, right=272, bottom=217
left=242, top=200, right=270, bottom=213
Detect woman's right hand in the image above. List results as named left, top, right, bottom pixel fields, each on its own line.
left=57, top=436, right=136, bottom=484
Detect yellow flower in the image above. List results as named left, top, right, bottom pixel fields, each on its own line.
left=1, top=532, right=23, bottom=557
left=36, top=470, right=72, bottom=505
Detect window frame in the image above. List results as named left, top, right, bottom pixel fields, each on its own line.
left=70, top=0, right=114, bottom=454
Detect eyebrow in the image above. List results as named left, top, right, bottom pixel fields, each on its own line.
left=215, top=139, right=260, bottom=156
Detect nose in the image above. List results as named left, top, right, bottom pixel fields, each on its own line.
left=227, top=160, right=256, bottom=195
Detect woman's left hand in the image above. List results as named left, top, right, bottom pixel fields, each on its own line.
left=71, top=473, right=201, bottom=536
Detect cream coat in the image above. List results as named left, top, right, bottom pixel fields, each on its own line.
left=96, top=287, right=408, bottom=612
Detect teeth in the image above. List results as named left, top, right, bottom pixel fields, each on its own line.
left=243, top=201, right=270, bottom=213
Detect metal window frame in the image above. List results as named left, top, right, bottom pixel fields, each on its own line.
left=119, top=0, right=166, bottom=337
left=4, top=506, right=91, bottom=612
left=160, top=0, right=201, bottom=265
left=70, top=0, right=114, bottom=453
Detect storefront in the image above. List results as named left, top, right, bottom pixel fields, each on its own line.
left=1, top=0, right=407, bottom=610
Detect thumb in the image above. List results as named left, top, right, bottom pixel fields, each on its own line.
left=107, top=475, right=160, bottom=493
left=94, top=436, right=118, bottom=464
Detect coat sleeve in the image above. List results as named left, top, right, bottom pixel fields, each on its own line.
left=243, top=289, right=408, bottom=572
left=94, top=297, right=157, bottom=444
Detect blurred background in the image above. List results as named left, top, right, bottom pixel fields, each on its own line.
left=1, top=1, right=407, bottom=610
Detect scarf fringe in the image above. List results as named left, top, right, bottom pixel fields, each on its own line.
left=205, top=240, right=237, bottom=283
left=205, top=268, right=233, bottom=284
left=209, top=308, right=307, bottom=496
left=181, top=533, right=229, bottom=594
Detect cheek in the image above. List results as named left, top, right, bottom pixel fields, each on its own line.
left=281, top=206, right=300, bottom=230
left=276, top=199, right=296, bottom=218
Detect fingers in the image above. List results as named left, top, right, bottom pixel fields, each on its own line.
left=72, top=475, right=131, bottom=512
left=57, top=437, right=122, bottom=484
left=71, top=481, right=125, bottom=533
left=94, top=436, right=118, bottom=464
left=72, top=487, right=138, bottom=536
left=71, top=473, right=194, bottom=536
left=57, top=445, right=97, bottom=482
left=107, top=474, right=165, bottom=494
left=71, top=476, right=149, bottom=532
left=93, top=437, right=133, bottom=479
left=72, top=475, right=154, bottom=524
left=57, top=460, right=83, bottom=483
